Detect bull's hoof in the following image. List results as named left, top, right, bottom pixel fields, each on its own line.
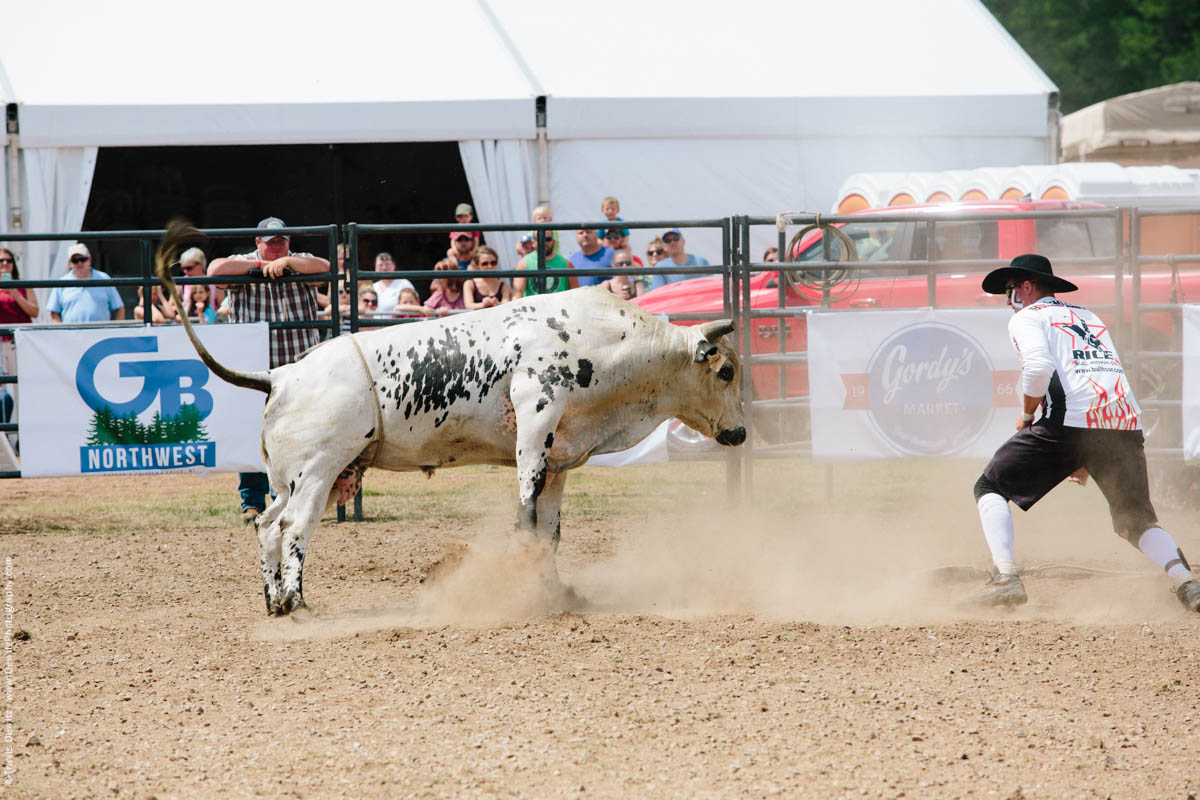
left=557, top=583, right=589, bottom=613
left=280, top=592, right=307, bottom=615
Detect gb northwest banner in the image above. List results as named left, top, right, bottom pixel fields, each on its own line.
left=808, top=308, right=1022, bottom=459
left=15, top=324, right=269, bottom=478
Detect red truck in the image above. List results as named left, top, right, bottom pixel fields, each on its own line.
left=634, top=200, right=1192, bottom=451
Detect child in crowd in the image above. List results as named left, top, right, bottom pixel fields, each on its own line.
left=599, top=196, right=639, bottom=265
left=392, top=287, right=433, bottom=318
left=425, top=258, right=466, bottom=315
left=359, top=290, right=380, bottom=318
left=518, top=204, right=557, bottom=257
left=185, top=283, right=218, bottom=323
left=464, top=246, right=511, bottom=309
left=455, top=203, right=475, bottom=225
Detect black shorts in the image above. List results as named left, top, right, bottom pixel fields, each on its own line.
left=983, top=420, right=1157, bottom=535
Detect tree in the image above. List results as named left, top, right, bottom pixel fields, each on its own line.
left=984, top=0, right=1200, bottom=113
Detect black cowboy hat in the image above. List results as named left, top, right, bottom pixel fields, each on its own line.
left=982, top=253, right=1078, bottom=294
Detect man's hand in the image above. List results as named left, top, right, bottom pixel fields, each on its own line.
left=1066, top=467, right=1089, bottom=487
left=262, top=257, right=292, bottom=279
left=1015, top=414, right=1033, bottom=431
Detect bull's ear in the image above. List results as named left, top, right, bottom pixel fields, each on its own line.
left=694, top=341, right=719, bottom=363
left=699, top=319, right=735, bottom=343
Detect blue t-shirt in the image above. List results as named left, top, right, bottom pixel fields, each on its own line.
left=47, top=269, right=124, bottom=322
left=648, top=254, right=713, bottom=290
left=568, top=246, right=615, bottom=287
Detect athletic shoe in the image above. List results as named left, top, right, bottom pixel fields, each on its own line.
left=241, top=508, right=261, bottom=526
left=964, top=572, right=1027, bottom=608
left=1177, top=580, right=1200, bottom=613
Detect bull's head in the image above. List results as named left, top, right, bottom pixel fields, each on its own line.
left=677, top=319, right=746, bottom=446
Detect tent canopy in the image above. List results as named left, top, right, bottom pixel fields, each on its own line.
left=3, top=0, right=1056, bottom=147
left=2, top=0, right=1060, bottom=293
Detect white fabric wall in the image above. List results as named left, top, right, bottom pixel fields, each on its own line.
left=546, top=135, right=1052, bottom=266
left=459, top=140, right=539, bottom=270
left=20, top=147, right=98, bottom=319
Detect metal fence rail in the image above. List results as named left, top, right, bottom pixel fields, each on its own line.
left=2, top=209, right=1197, bottom=510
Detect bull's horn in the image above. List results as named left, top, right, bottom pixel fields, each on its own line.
left=700, top=319, right=735, bottom=342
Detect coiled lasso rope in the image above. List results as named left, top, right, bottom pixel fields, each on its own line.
left=775, top=211, right=861, bottom=303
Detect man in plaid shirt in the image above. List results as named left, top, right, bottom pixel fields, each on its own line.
left=209, top=216, right=331, bottom=524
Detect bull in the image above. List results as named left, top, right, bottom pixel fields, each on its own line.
left=156, top=221, right=745, bottom=616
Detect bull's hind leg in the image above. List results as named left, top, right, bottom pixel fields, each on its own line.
left=277, top=473, right=339, bottom=614
left=256, top=490, right=289, bottom=615
left=509, top=378, right=566, bottom=538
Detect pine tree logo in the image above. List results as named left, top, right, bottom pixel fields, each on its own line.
left=85, top=403, right=209, bottom=445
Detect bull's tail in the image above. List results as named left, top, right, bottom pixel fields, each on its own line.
left=155, top=219, right=272, bottom=394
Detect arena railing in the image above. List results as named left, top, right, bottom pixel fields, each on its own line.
left=727, top=207, right=1140, bottom=499
left=0, top=224, right=340, bottom=479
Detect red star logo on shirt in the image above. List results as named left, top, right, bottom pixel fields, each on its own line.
left=1050, top=310, right=1107, bottom=350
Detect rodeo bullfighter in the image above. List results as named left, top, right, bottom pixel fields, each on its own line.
left=156, top=221, right=745, bottom=616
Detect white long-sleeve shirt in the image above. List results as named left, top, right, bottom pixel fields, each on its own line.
left=1008, top=296, right=1141, bottom=430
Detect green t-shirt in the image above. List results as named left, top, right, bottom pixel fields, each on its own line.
left=519, top=251, right=571, bottom=295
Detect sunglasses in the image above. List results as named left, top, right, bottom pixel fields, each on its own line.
left=455, top=236, right=473, bottom=242
left=647, top=248, right=665, bottom=256
left=477, top=259, right=498, bottom=266
left=363, top=299, right=378, bottom=306
left=612, top=261, right=633, bottom=267
left=0, top=258, right=13, bottom=264
left=70, top=256, right=90, bottom=264
left=1004, top=282, right=1020, bottom=299
left=663, top=235, right=681, bottom=243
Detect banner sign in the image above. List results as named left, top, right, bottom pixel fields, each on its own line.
left=808, top=308, right=1022, bottom=459
left=1184, top=305, right=1200, bottom=462
left=16, top=324, right=269, bottom=477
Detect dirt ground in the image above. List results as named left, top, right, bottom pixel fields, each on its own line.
left=2, top=460, right=1199, bottom=799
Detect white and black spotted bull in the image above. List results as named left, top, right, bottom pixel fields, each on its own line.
left=156, top=221, right=745, bottom=615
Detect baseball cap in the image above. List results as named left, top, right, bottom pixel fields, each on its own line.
left=663, top=227, right=682, bottom=238
left=602, top=227, right=631, bottom=240
left=455, top=202, right=474, bottom=216
left=449, top=231, right=481, bottom=241
left=256, top=217, right=289, bottom=240
left=67, top=242, right=90, bottom=259
left=519, top=234, right=534, bottom=244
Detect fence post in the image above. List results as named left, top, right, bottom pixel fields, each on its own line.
left=724, top=216, right=741, bottom=505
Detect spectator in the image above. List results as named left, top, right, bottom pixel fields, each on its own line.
left=207, top=216, right=330, bottom=525
left=372, top=252, right=416, bottom=315
left=178, top=246, right=220, bottom=322
left=516, top=233, right=536, bottom=259
left=464, top=246, right=512, bottom=309
left=763, top=247, right=779, bottom=263
left=518, top=203, right=558, bottom=257
left=602, top=228, right=642, bottom=267
left=448, top=232, right=478, bottom=268
left=602, top=250, right=642, bottom=300
left=424, top=258, right=466, bottom=316
left=0, top=247, right=38, bottom=447
left=393, top=287, right=433, bottom=318
left=513, top=231, right=575, bottom=297
left=184, top=283, right=218, bottom=324
left=648, top=228, right=713, bottom=290
left=134, top=285, right=172, bottom=324
left=316, top=242, right=350, bottom=312
left=359, top=290, right=380, bottom=318
left=47, top=244, right=125, bottom=322
left=645, top=237, right=667, bottom=267
left=599, top=195, right=623, bottom=233
left=455, top=202, right=475, bottom=225
left=568, top=228, right=615, bottom=287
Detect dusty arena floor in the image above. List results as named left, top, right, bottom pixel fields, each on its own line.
left=2, top=458, right=1198, bottom=798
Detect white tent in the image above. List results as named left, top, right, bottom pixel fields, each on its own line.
left=2, top=0, right=1058, bottom=292
left=1061, top=82, right=1200, bottom=166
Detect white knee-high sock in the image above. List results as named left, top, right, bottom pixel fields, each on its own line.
left=1135, top=527, right=1195, bottom=587
left=977, top=493, right=1016, bottom=575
